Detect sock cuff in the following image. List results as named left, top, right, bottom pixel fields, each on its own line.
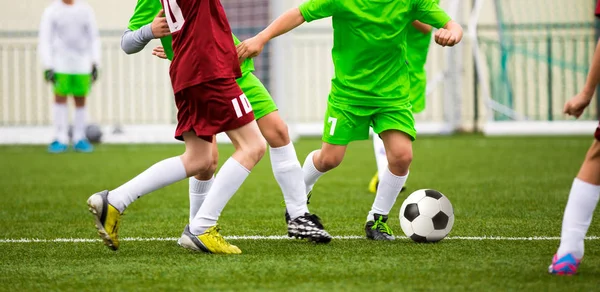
left=381, top=168, right=409, bottom=189
left=573, top=178, right=600, bottom=194
left=227, top=157, right=251, bottom=174
left=304, top=150, right=324, bottom=176
left=270, top=142, right=295, bottom=155
left=189, top=176, right=215, bottom=194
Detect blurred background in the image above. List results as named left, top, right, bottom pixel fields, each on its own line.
left=0, top=0, right=599, bottom=143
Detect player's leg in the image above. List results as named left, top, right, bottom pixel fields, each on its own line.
left=48, top=73, right=70, bottom=153
left=72, top=74, right=93, bottom=152
left=238, top=73, right=331, bottom=242
left=303, top=102, right=370, bottom=195
left=365, top=105, right=415, bottom=240
left=178, top=79, right=265, bottom=254
left=188, top=137, right=218, bottom=224
left=87, top=130, right=214, bottom=250
left=369, top=133, right=387, bottom=193
left=87, top=83, right=223, bottom=251
left=550, top=136, right=600, bottom=275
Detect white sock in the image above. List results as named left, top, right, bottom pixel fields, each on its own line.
left=373, top=134, right=388, bottom=180
left=73, top=106, right=87, bottom=142
left=368, top=168, right=409, bottom=221
left=108, top=156, right=187, bottom=213
left=557, top=178, right=600, bottom=258
left=302, top=150, right=325, bottom=195
left=53, top=103, right=69, bottom=144
left=190, top=158, right=250, bottom=234
left=270, top=143, right=309, bottom=220
left=188, top=176, right=214, bottom=224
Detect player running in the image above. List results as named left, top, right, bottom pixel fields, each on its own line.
left=116, top=0, right=331, bottom=244
left=88, top=0, right=271, bottom=255
left=369, top=0, right=441, bottom=194
left=548, top=0, right=600, bottom=275
left=38, top=0, right=100, bottom=153
left=238, top=0, right=462, bottom=240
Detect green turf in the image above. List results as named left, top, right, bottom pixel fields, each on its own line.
left=1, top=136, right=599, bottom=291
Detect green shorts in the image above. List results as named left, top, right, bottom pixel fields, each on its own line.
left=322, top=99, right=416, bottom=145
left=54, top=73, right=92, bottom=97
left=237, top=72, right=277, bottom=120
left=409, top=69, right=427, bottom=114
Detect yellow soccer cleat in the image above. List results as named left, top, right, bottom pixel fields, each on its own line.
left=179, top=225, right=241, bottom=255
left=368, top=171, right=379, bottom=194
left=87, top=190, right=121, bottom=250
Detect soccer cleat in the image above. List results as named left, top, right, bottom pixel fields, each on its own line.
left=365, top=214, right=395, bottom=240
left=548, top=253, right=581, bottom=275
left=284, top=192, right=312, bottom=224
left=287, top=213, right=332, bottom=243
left=87, top=190, right=121, bottom=250
left=178, top=225, right=241, bottom=254
left=47, top=140, right=68, bottom=153
left=74, top=139, right=94, bottom=153
left=368, top=172, right=379, bottom=193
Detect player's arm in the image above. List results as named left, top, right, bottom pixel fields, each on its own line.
left=564, top=38, right=600, bottom=118
left=121, top=10, right=170, bottom=55
left=413, top=0, right=462, bottom=47
left=412, top=21, right=432, bottom=34
left=237, top=0, right=338, bottom=61
left=38, top=8, right=54, bottom=82
left=435, top=20, right=463, bottom=47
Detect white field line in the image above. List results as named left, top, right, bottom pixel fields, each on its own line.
left=1, top=235, right=599, bottom=243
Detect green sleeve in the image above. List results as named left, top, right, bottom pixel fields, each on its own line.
left=232, top=34, right=241, bottom=46
left=298, top=0, right=338, bottom=22
left=411, top=0, right=451, bottom=29
left=160, top=36, right=174, bottom=61
left=128, top=0, right=162, bottom=31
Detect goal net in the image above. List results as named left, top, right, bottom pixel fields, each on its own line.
left=472, top=0, right=599, bottom=135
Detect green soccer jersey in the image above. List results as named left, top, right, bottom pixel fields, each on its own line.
left=406, top=0, right=440, bottom=70
left=127, top=0, right=254, bottom=73
left=299, top=0, right=450, bottom=107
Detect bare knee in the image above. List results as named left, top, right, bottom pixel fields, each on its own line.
left=263, top=122, right=290, bottom=148
left=386, top=150, right=412, bottom=175
left=241, top=138, right=267, bottom=166
left=586, top=140, right=600, bottom=161
left=315, top=151, right=344, bottom=172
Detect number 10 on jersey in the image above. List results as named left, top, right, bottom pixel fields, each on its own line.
left=161, top=0, right=185, bottom=32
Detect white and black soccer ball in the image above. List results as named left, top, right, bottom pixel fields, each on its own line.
left=399, top=189, right=454, bottom=243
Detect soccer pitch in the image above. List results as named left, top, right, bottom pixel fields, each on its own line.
left=1, top=136, right=599, bottom=291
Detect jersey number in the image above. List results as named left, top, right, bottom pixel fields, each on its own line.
left=232, top=94, right=253, bottom=118
left=162, top=0, right=185, bottom=33
left=328, top=117, right=337, bottom=136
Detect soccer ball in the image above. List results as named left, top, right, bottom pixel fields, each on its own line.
left=85, top=124, right=103, bottom=143
left=399, top=189, right=454, bottom=243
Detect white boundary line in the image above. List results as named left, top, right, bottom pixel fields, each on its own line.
left=1, top=235, right=599, bottom=243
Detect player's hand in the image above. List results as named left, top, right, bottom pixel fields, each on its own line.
left=151, top=9, right=171, bottom=38
left=44, top=69, right=55, bottom=83
left=237, top=35, right=266, bottom=62
left=152, top=46, right=168, bottom=59
left=91, top=64, right=98, bottom=82
left=434, top=28, right=459, bottom=47
left=563, top=91, right=593, bottom=119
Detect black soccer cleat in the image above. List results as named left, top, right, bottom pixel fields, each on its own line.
left=288, top=213, right=332, bottom=243
left=284, top=192, right=312, bottom=224
left=365, top=214, right=395, bottom=241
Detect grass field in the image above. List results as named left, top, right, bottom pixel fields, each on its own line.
left=1, top=136, right=600, bottom=291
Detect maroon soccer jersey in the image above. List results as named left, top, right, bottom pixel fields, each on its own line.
left=161, top=0, right=242, bottom=94
left=596, top=0, right=600, bottom=18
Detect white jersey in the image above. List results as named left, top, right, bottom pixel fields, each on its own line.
left=38, top=0, right=101, bottom=74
